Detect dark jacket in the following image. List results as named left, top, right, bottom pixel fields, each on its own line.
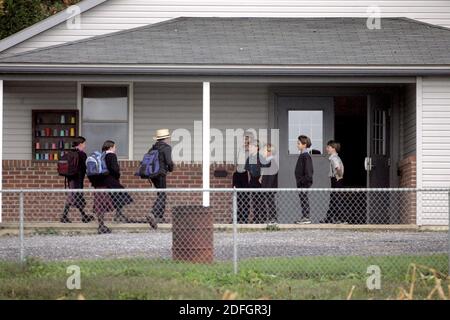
left=244, top=153, right=261, bottom=178
left=67, top=149, right=87, bottom=189
left=245, top=153, right=262, bottom=188
left=261, top=156, right=278, bottom=189
left=103, top=152, right=124, bottom=189
left=102, top=152, right=133, bottom=208
left=295, top=152, right=314, bottom=188
left=151, top=141, right=174, bottom=176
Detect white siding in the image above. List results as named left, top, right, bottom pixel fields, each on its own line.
left=2, top=81, right=77, bottom=160
left=419, top=76, right=450, bottom=225
left=4, top=0, right=450, bottom=55
left=133, top=83, right=269, bottom=162
left=2, top=81, right=269, bottom=162
left=133, top=82, right=202, bottom=161
left=211, top=83, right=269, bottom=163
left=400, top=84, right=416, bottom=159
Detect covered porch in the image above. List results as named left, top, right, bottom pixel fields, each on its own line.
left=0, top=77, right=418, bottom=225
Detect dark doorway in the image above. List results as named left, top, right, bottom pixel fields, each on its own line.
left=334, top=96, right=367, bottom=188
left=334, top=96, right=367, bottom=224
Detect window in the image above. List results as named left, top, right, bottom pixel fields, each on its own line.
left=82, top=86, right=129, bottom=157
left=288, top=110, right=323, bottom=154
left=372, top=109, right=386, bottom=155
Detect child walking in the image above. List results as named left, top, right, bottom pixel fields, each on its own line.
left=321, top=140, right=345, bottom=224
left=60, top=136, right=95, bottom=223
left=294, top=135, right=314, bottom=224
left=90, top=140, right=135, bottom=234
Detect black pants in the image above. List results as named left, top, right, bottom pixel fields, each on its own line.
left=262, top=191, right=277, bottom=222
left=151, top=175, right=167, bottom=220
left=233, top=171, right=250, bottom=223
left=249, top=177, right=265, bottom=223
left=326, top=177, right=344, bottom=221
left=299, top=191, right=310, bottom=219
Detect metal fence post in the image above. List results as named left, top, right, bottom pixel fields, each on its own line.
left=233, top=188, right=238, bottom=275
left=19, top=191, right=25, bottom=264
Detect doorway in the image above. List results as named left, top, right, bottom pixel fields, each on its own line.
left=276, top=92, right=393, bottom=224
left=334, top=96, right=367, bottom=188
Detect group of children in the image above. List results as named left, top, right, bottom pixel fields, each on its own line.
left=232, top=138, right=279, bottom=224
left=233, top=135, right=345, bottom=224
left=63, top=132, right=345, bottom=231
left=295, top=137, right=345, bottom=224
left=61, top=129, right=174, bottom=234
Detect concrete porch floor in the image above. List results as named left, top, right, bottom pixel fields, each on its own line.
left=0, top=222, right=446, bottom=236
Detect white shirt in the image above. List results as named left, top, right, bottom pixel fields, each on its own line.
left=329, top=153, right=344, bottom=180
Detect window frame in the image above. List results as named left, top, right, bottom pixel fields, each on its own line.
left=77, top=82, right=134, bottom=160
left=287, top=109, right=324, bottom=155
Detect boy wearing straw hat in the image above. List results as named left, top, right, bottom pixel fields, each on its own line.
left=147, top=129, right=174, bottom=224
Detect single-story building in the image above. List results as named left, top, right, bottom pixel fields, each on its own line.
left=0, top=13, right=450, bottom=225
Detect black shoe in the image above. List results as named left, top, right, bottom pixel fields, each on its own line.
left=81, top=214, right=95, bottom=223
left=60, top=216, right=72, bottom=223
left=98, top=225, right=112, bottom=234
left=146, top=215, right=158, bottom=230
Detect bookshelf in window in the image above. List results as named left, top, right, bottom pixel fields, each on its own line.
left=32, top=110, right=79, bottom=162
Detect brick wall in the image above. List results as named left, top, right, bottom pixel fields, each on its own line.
left=2, top=158, right=419, bottom=224
left=397, top=155, right=417, bottom=224
left=1, top=160, right=235, bottom=223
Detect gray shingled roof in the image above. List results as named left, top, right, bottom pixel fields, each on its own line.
left=1, top=17, right=450, bottom=65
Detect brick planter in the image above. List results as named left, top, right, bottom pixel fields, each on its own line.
left=398, top=155, right=417, bottom=224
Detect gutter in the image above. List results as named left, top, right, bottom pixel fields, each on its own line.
left=1, top=65, right=450, bottom=76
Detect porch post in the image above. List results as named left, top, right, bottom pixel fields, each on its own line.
left=202, top=82, right=210, bottom=207
left=416, top=76, right=423, bottom=226
left=0, top=79, right=3, bottom=222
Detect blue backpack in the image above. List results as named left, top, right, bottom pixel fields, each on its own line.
left=136, top=149, right=161, bottom=179
left=86, top=151, right=109, bottom=176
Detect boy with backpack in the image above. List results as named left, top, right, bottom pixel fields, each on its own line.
left=58, top=136, right=95, bottom=223
left=138, top=129, right=174, bottom=224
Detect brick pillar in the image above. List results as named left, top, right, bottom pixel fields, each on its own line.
left=398, top=155, right=417, bottom=224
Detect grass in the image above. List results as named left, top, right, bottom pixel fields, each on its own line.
left=0, top=255, right=448, bottom=300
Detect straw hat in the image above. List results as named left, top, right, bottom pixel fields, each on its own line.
left=153, top=128, right=171, bottom=140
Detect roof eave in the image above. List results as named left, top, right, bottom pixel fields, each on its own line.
left=1, top=65, right=450, bottom=76
left=0, top=0, right=108, bottom=53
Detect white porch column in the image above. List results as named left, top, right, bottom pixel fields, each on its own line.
left=416, top=76, right=423, bottom=226
left=0, top=80, right=3, bottom=222
left=202, top=82, right=210, bottom=207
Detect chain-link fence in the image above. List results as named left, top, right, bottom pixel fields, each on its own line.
left=0, top=188, right=448, bottom=299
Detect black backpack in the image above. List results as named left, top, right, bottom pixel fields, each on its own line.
left=57, top=150, right=79, bottom=177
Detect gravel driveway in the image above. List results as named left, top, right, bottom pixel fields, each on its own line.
left=0, top=230, right=447, bottom=262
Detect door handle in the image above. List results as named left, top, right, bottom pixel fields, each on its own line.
left=365, top=157, right=374, bottom=171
